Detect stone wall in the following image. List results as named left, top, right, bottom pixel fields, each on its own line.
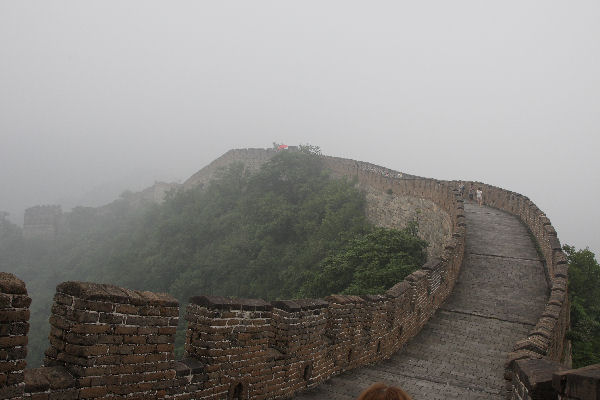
left=129, top=182, right=182, bottom=205
left=2, top=150, right=581, bottom=399
left=167, top=256, right=463, bottom=399
left=26, top=280, right=179, bottom=399
left=181, top=149, right=442, bottom=253
left=363, top=189, right=452, bottom=258
left=183, top=148, right=279, bottom=190
left=322, top=156, right=452, bottom=258
left=509, top=358, right=600, bottom=400
left=22, top=205, right=62, bottom=239
left=510, top=359, right=567, bottom=400
left=0, top=245, right=464, bottom=399
left=0, top=153, right=467, bottom=399
left=0, top=273, right=30, bottom=400
left=467, top=182, right=572, bottom=395
left=553, top=364, right=600, bottom=399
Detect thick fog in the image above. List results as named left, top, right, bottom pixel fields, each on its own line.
left=1, top=1, right=599, bottom=255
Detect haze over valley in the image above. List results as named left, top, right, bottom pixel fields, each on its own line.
left=2, top=1, right=599, bottom=253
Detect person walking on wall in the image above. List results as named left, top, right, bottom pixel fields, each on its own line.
left=476, top=187, right=483, bottom=206
left=357, top=382, right=412, bottom=400
left=468, top=184, right=474, bottom=202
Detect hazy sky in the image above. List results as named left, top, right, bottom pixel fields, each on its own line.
left=1, top=1, right=599, bottom=255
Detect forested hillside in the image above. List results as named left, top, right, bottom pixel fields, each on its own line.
left=0, top=149, right=428, bottom=366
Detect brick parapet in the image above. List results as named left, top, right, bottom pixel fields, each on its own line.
left=175, top=262, right=465, bottom=399
left=32, top=281, right=179, bottom=399
left=3, top=152, right=469, bottom=399
left=553, top=364, right=600, bottom=399
left=508, top=359, right=600, bottom=400
left=509, top=358, right=568, bottom=400
left=166, top=156, right=466, bottom=398
left=22, top=205, right=62, bottom=239
left=0, top=273, right=31, bottom=400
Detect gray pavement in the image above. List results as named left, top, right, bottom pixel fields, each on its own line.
left=294, top=203, right=548, bottom=400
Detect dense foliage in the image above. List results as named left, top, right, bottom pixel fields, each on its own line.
left=0, top=150, right=427, bottom=366
left=301, top=226, right=426, bottom=297
left=101, top=151, right=378, bottom=300
left=564, top=245, right=600, bottom=368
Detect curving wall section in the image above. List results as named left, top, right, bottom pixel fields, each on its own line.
left=322, top=156, right=452, bottom=258
left=0, top=151, right=577, bottom=399
left=0, top=153, right=466, bottom=400
left=183, top=148, right=279, bottom=190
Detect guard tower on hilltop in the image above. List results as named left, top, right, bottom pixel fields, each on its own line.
left=22, top=205, right=62, bottom=239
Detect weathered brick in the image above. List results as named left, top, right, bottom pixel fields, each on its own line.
left=114, top=326, right=138, bottom=335
left=0, top=336, right=27, bottom=348
left=0, top=310, right=29, bottom=323
left=79, top=386, right=108, bottom=398
left=69, top=323, right=110, bottom=334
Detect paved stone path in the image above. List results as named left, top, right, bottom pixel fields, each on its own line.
left=294, top=203, right=548, bottom=400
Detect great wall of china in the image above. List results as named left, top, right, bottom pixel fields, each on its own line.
left=2, top=148, right=597, bottom=399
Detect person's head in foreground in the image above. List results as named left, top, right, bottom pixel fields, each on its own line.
left=357, top=382, right=412, bottom=400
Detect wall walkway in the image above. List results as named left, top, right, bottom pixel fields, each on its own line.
left=294, top=203, right=548, bottom=399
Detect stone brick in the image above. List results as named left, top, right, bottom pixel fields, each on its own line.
left=0, top=335, right=27, bottom=348
left=11, top=295, right=32, bottom=308
left=78, top=386, right=108, bottom=398
left=69, top=323, right=110, bottom=334
left=0, top=310, right=30, bottom=323
left=0, top=273, right=27, bottom=295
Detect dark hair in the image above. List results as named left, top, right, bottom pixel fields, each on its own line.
left=357, top=382, right=412, bottom=400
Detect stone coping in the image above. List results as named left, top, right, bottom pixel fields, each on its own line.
left=0, top=272, right=27, bottom=295
left=56, top=281, right=178, bottom=307
left=271, top=299, right=329, bottom=312
left=24, top=366, right=76, bottom=392
left=189, top=295, right=272, bottom=311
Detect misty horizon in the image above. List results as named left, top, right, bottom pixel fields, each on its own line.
left=1, top=1, right=599, bottom=255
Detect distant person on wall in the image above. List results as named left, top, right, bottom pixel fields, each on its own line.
left=468, top=184, right=474, bottom=202
left=357, top=382, right=412, bottom=400
left=459, top=182, right=465, bottom=198
left=476, top=187, right=483, bottom=206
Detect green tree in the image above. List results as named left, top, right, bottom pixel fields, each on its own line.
left=564, top=245, right=600, bottom=367
left=300, top=226, right=427, bottom=297
left=298, top=143, right=322, bottom=155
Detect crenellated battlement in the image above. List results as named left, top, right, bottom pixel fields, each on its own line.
left=0, top=150, right=583, bottom=399
left=1, top=242, right=464, bottom=399
left=0, top=273, right=31, bottom=400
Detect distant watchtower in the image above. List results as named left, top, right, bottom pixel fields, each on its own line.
left=23, top=205, right=62, bottom=239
